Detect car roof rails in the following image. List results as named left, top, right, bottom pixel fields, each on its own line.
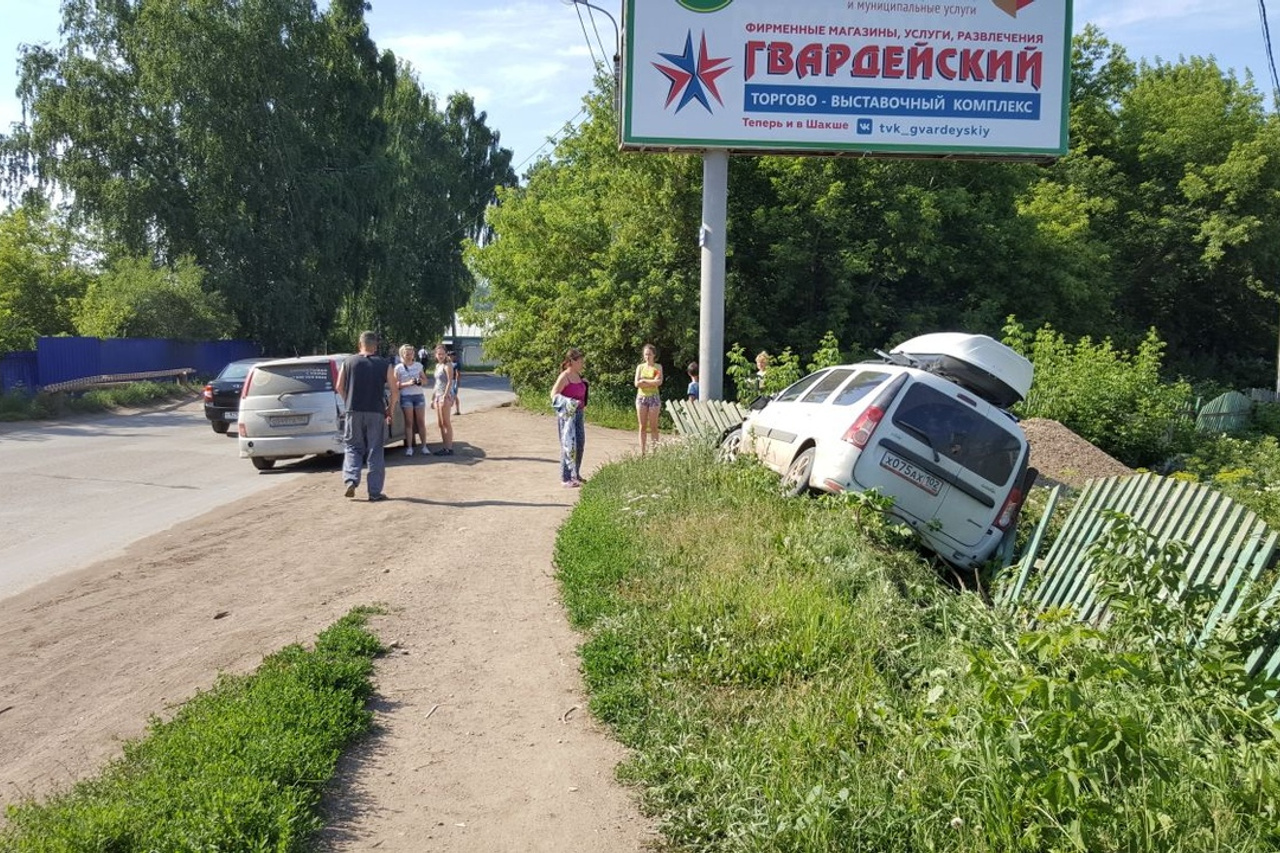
left=874, top=349, right=918, bottom=367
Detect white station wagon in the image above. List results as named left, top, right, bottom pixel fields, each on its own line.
left=237, top=354, right=405, bottom=471
left=723, top=333, right=1037, bottom=569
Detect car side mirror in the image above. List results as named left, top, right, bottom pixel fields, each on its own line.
left=748, top=395, right=772, bottom=411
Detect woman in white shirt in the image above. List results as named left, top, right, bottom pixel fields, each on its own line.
left=394, top=344, right=429, bottom=456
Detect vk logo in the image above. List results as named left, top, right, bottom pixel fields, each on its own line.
left=856, top=119, right=873, bottom=135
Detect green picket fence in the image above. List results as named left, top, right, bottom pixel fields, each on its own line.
left=999, top=473, right=1280, bottom=683
left=666, top=399, right=749, bottom=440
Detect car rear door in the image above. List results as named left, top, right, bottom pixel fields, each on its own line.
left=853, top=379, right=1024, bottom=546
left=243, top=360, right=341, bottom=440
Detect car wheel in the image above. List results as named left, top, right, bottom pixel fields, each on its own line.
left=781, top=447, right=815, bottom=497
left=211, top=420, right=230, bottom=434
left=717, top=427, right=743, bottom=462
left=251, top=457, right=276, bottom=471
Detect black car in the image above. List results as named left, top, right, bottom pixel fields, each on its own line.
left=203, top=357, right=272, bottom=433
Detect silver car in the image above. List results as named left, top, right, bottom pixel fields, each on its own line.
left=237, top=355, right=404, bottom=471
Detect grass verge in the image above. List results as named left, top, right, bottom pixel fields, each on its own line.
left=0, top=608, right=385, bottom=851
left=0, top=381, right=199, bottom=422
left=556, top=441, right=1280, bottom=852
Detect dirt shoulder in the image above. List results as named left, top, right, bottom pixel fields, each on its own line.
left=0, top=406, right=656, bottom=851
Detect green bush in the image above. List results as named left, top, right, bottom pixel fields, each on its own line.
left=1004, top=318, right=1195, bottom=467
left=1173, top=434, right=1280, bottom=528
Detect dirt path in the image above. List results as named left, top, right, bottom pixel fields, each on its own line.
left=0, top=405, right=656, bottom=851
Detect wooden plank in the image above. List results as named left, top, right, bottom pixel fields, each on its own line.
left=997, top=485, right=1061, bottom=606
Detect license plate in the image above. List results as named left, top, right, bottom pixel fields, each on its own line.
left=223, top=411, right=238, bottom=421
left=880, top=450, right=942, bottom=495
left=269, top=414, right=309, bottom=428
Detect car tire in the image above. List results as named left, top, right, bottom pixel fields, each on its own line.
left=211, top=420, right=230, bottom=434
left=251, top=457, right=276, bottom=471
left=781, top=447, right=815, bottom=497
left=717, top=427, right=743, bottom=462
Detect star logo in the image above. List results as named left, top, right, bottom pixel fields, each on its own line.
left=652, top=30, right=732, bottom=114
left=992, top=0, right=1035, bottom=16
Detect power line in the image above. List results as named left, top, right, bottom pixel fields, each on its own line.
left=1259, top=0, right=1280, bottom=101
left=573, top=1, right=601, bottom=70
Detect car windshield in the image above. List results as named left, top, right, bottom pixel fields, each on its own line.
left=249, top=362, right=333, bottom=396
left=891, top=384, right=1021, bottom=485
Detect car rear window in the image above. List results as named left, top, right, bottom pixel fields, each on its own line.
left=217, top=362, right=258, bottom=381
left=891, top=384, right=1022, bottom=485
left=831, top=370, right=891, bottom=406
left=248, top=362, right=334, bottom=396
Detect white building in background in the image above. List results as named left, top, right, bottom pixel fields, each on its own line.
left=443, top=314, right=496, bottom=369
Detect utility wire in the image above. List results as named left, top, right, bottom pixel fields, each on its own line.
left=574, top=1, right=602, bottom=70
left=1259, top=0, right=1280, bottom=101
left=585, top=5, right=612, bottom=64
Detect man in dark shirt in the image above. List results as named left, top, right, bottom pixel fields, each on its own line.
left=336, top=331, right=398, bottom=501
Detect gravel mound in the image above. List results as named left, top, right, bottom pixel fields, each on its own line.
left=1018, top=417, right=1133, bottom=489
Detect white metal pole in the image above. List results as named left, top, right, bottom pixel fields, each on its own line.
left=699, top=150, right=729, bottom=400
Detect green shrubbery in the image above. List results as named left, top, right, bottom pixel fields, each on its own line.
left=1, top=609, right=384, bottom=850
left=1003, top=318, right=1195, bottom=468
left=556, top=442, right=1280, bottom=851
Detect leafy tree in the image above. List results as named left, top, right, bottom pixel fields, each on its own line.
left=76, top=256, right=236, bottom=341
left=1049, top=36, right=1280, bottom=384
left=9, top=0, right=394, bottom=353
left=0, top=203, right=89, bottom=352
left=467, top=78, right=701, bottom=402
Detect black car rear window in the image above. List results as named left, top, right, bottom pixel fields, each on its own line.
left=891, top=384, right=1021, bottom=484
left=217, top=362, right=258, bottom=381
left=249, top=363, right=333, bottom=396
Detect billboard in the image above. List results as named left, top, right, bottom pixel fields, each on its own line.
left=621, top=0, right=1073, bottom=160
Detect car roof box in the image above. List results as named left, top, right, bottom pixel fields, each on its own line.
left=891, top=333, right=1032, bottom=408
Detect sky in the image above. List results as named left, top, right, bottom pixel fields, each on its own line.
left=0, top=0, right=1277, bottom=171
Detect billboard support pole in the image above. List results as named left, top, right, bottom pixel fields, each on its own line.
left=699, top=149, right=728, bottom=401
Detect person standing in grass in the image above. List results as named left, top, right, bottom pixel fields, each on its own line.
left=551, top=347, right=588, bottom=487
left=686, top=361, right=700, bottom=402
left=430, top=343, right=455, bottom=456
left=336, top=331, right=397, bottom=502
left=634, top=343, right=663, bottom=454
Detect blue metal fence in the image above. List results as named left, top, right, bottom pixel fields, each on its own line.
left=0, top=337, right=261, bottom=393
left=0, top=351, right=38, bottom=394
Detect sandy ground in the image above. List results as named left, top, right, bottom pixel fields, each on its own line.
left=0, top=405, right=657, bottom=851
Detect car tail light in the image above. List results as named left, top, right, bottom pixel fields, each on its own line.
left=994, top=484, right=1024, bottom=530
left=202, top=383, right=213, bottom=401
left=841, top=373, right=907, bottom=448
left=241, top=369, right=256, bottom=398
left=842, top=405, right=885, bottom=448
left=329, top=359, right=339, bottom=389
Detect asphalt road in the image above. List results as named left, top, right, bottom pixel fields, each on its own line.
left=0, top=373, right=515, bottom=602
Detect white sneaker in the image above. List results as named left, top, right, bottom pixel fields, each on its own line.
left=404, top=447, right=414, bottom=457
